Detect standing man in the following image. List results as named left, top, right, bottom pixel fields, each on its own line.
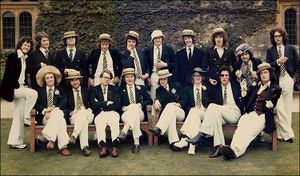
left=174, top=29, right=207, bottom=86
left=144, top=30, right=175, bottom=101
left=27, top=31, right=55, bottom=89
left=89, top=70, right=121, bottom=158
left=121, top=30, right=150, bottom=85
left=86, top=33, right=123, bottom=87
left=266, top=27, right=298, bottom=143
left=55, top=31, right=88, bottom=88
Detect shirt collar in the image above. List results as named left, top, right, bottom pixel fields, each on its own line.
left=39, top=47, right=48, bottom=54
left=154, top=44, right=162, bottom=49
left=17, top=49, right=28, bottom=59
left=260, top=81, right=271, bottom=88
left=193, top=84, right=202, bottom=90
left=66, top=47, right=76, bottom=52
left=186, top=45, right=194, bottom=51
left=46, top=86, right=55, bottom=92
left=126, top=84, right=135, bottom=90
left=214, top=46, right=227, bottom=50
left=221, top=82, right=231, bottom=89
left=73, top=87, right=81, bottom=93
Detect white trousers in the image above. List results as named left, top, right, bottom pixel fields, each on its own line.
left=70, top=108, right=94, bottom=149
left=230, top=112, right=265, bottom=157
left=7, top=87, right=37, bottom=145
left=180, top=108, right=206, bottom=139
left=121, top=104, right=144, bottom=139
left=156, top=103, right=185, bottom=144
left=42, top=108, right=69, bottom=150
left=200, top=103, right=241, bottom=146
left=94, top=111, right=120, bottom=143
left=275, top=74, right=295, bottom=140
left=150, top=72, right=159, bottom=101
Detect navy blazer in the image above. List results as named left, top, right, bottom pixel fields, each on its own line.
left=89, top=84, right=121, bottom=116
left=27, top=49, right=55, bottom=89
left=86, top=48, right=123, bottom=79
left=34, top=87, right=64, bottom=125
left=266, top=45, right=299, bottom=83
left=144, top=44, right=175, bottom=75
left=174, top=46, right=208, bottom=86
left=184, top=84, right=213, bottom=112
left=121, top=49, right=150, bottom=76
left=212, top=81, right=244, bottom=114
left=155, top=82, right=186, bottom=112
left=207, top=47, right=236, bottom=81
left=55, top=48, right=88, bottom=88
left=243, top=83, right=281, bottom=133
left=232, top=57, right=262, bottom=82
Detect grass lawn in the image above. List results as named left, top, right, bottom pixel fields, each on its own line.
left=1, top=113, right=299, bottom=175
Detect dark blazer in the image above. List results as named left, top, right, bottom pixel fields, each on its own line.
left=212, top=81, right=244, bottom=114
left=174, top=46, right=208, bottom=86
left=27, top=49, right=55, bottom=89
left=144, top=44, right=175, bottom=75
left=34, top=87, right=64, bottom=125
left=183, top=84, right=213, bottom=112
left=0, top=52, right=26, bottom=102
left=232, top=57, right=262, bottom=82
left=121, top=49, right=150, bottom=76
left=54, top=48, right=88, bottom=87
left=207, top=47, right=236, bottom=81
left=86, top=48, right=123, bottom=79
left=155, top=82, right=186, bottom=112
left=119, top=84, right=152, bottom=120
left=243, top=83, right=281, bottom=133
left=89, top=85, right=121, bottom=116
left=266, top=45, right=299, bottom=84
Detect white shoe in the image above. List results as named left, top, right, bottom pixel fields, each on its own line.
left=10, top=144, right=27, bottom=149
left=24, top=118, right=31, bottom=126
left=188, top=144, right=195, bottom=155
left=174, top=138, right=188, bottom=148
left=37, top=135, right=47, bottom=142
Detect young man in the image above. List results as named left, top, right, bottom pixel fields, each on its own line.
left=187, top=66, right=244, bottom=158
left=34, top=66, right=70, bottom=156
left=149, top=69, right=186, bottom=151
left=121, top=30, right=150, bottom=85
left=0, top=36, right=38, bottom=148
left=233, top=43, right=262, bottom=89
left=266, top=27, right=298, bottom=143
left=55, top=31, right=88, bottom=88
left=63, top=69, right=94, bottom=156
left=174, top=29, right=207, bottom=87
left=144, top=30, right=175, bottom=101
left=86, top=33, right=123, bottom=87
left=89, top=70, right=121, bottom=158
left=27, top=31, right=55, bottom=89
left=118, top=68, right=152, bottom=154
left=222, top=62, right=281, bottom=160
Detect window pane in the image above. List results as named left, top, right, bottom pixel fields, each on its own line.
left=3, top=12, right=15, bottom=49
left=285, top=9, right=297, bottom=45
left=19, top=12, right=32, bottom=38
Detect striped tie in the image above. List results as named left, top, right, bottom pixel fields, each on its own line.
left=103, top=51, right=108, bottom=71
left=188, top=48, right=192, bottom=61
left=195, top=88, right=202, bottom=107
left=156, top=46, right=161, bottom=71
left=45, top=49, right=49, bottom=59
left=133, top=50, right=142, bottom=77
left=47, top=88, right=53, bottom=107
left=69, top=48, right=73, bottom=63
left=278, top=46, right=286, bottom=77
left=129, top=86, right=135, bottom=104
left=223, top=86, right=227, bottom=105
left=244, top=63, right=252, bottom=87
left=75, top=89, right=83, bottom=110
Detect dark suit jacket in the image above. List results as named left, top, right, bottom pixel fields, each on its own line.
left=266, top=45, right=299, bottom=84
left=174, top=46, right=208, bottom=86
left=183, top=84, right=213, bottom=112
left=212, top=81, right=244, bottom=114
left=89, top=85, right=121, bottom=116
left=144, top=44, right=175, bottom=75
left=232, top=57, right=262, bottom=82
left=86, top=48, right=123, bottom=79
left=207, top=47, right=236, bottom=81
left=27, top=49, right=55, bottom=89
left=243, top=83, right=281, bottom=133
left=54, top=48, right=88, bottom=87
left=119, top=84, right=152, bottom=120
left=121, top=49, right=150, bottom=75
left=34, top=87, right=64, bottom=125
left=155, top=82, right=186, bottom=112
left=0, top=52, right=27, bottom=102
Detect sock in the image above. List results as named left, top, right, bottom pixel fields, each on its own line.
left=134, top=138, right=140, bottom=145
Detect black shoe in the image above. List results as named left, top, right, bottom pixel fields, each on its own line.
left=117, top=131, right=127, bottom=141
left=209, top=145, right=222, bottom=158
left=132, top=145, right=140, bottom=154
left=221, top=145, right=236, bottom=161
left=170, top=142, right=182, bottom=152
left=277, top=138, right=284, bottom=142
left=186, top=132, right=205, bottom=145
left=149, top=127, right=161, bottom=137
left=285, top=138, right=293, bottom=143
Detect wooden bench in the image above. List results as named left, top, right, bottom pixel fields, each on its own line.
left=30, top=105, right=153, bottom=152
left=153, top=109, right=277, bottom=151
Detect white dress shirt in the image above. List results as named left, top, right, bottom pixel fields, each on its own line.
left=186, top=45, right=194, bottom=59
left=221, top=82, right=236, bottom=107
left=101, top=85, right=108, bottom=101
left=17, top=49, right=28, bottom=85
left=95, top=50, right=115, bottom=78
left=153, top=44, right=162, bottom=71
left=39, top=47, right=49, bottom=58
left=126, top=84, right=136, bottom=102
left=257, top=81, right=271, bottom=95
left=66, top=47, right=76, bottom=61
left=193, top=84, right=202, bottom=106
left=214, top=46, right=225, bottom=58
left=277, top=44, right=285, bottom=57
left=72, top=87, right=83, bottom=110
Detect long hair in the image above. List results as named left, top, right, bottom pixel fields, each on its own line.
left=35, top=31, right=49, bottom=50
left=269, top=27, right=288, bottom=47
left=257, top=69, right=277, bottom=84
left=237, top=50, right=254, bottom=60
left=16, top=36, right=34, bottom=53
left=125, top=35, right=139, bottom=47
left=211, top=32, right=228, bottom=47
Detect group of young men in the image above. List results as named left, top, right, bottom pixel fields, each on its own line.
left=0, top=26, right=298, bottom=161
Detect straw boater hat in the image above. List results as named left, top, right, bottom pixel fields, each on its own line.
left=158, top=69, right=173, bottom=79
left=96, top=33, right=113, bottom=43
left=235, top=43, right=252, bottom=56
left=212, top=27, right=227, bottom=36
left=36, top=66, right=62, bottom=87
left=122, top=68, right=136, bottom=76
left=256, top=62, right=274, bottom=75
left=182, top=29, right=195, bottom=37
left=65, top=69, right=83, bottom=79
left=151, top=30, right=165, bottom=41
left=63, top=31, right=79, bottom=39
left=126, top=30, right=139, bottom=41
left=193, top=67, right=207, bottom=75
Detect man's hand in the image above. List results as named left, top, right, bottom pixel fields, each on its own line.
left=235, top=69, right=242, bottom=78
left=155, top=60, right=167, bottom=69
left=44, top=112, right=51, bottom=120
left=88, top=78, right=94, bottom=87
left=112, top=77, right=119, bottom=85
left=40, top=62, right=47, bottom=67
left=147, top=78, right=152, bottom=87
left=277, top=56, right=288, bottom=65
left=266, top=100, right=274, bottom=109
left=107, top=101, right=113, bottom=105
left=209, top=78, right=217, bottom=86
left=122, top=106, right=128, bottom=112
left=141, top=73, right=149, bottom=81
left=154, top=100, right=161, bottom=110
left=251, top=71, right=258, bottom=78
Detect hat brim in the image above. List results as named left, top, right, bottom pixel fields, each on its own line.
left=257, top=67, right=275, bottom=76
left=151, top=35, right=165, bottom=42
left=65, top=75, right=83, bottom=80
left=159, top=73, right=173, bottom=79
left=96, top=37, right=113, bottom=43
left=36, top=66, right=62, bottom=87
left=63, top=34, right=79, bottom=40
left=122, top=71, right=136, bottom=77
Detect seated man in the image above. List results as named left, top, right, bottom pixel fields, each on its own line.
left=149, top=69, right=186, bottom=151
left=187, top=66, right=244, bottom=158
left=89, top=70, right=121, bottom=158
left=63, top=69, right=94, bottom=156
left=34, top=66, right=70, bottom=156
left=222, top=62, right=281, bottom=160
left=174, top=68, right=213, bottom=154
left=118, top=68, right=153, bottom=154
